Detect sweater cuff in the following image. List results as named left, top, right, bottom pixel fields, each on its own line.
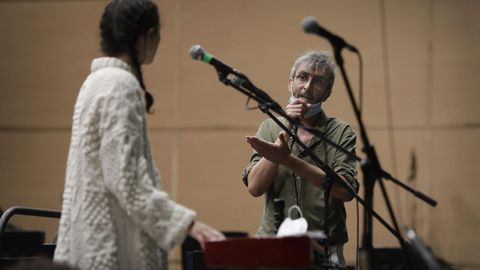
left=163, top=203, right=197, bottom=251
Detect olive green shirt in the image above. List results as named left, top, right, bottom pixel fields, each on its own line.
left=243, top=110, right=358, bottom=244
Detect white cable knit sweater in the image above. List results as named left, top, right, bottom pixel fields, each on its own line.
left=54, top=57, right=196, bottom=270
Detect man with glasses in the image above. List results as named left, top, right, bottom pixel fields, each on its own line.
left=242, top=50, right=358, bottom=265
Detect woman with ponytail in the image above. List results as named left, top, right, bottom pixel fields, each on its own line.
left=54, top=1, right=224, bottom=269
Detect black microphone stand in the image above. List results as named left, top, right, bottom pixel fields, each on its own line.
left=289, top=124, right=333, bottom=265
left=325, top=36, right=438, bottom=269
left=205, top=65, right=414, bottom=269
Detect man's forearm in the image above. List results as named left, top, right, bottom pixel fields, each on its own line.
left=247, top=158, right=278, bottom=197
left=287, top=157, right=354, bottom=201
left=284, top=156, right=326, bottom=188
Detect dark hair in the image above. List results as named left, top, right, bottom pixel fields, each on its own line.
left=100, top=0, right=160, bottom=113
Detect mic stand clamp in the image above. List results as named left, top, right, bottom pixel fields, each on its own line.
left=213, top=66, right=238, bottom=87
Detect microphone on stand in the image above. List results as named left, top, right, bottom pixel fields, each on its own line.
left=301, top=16, right=358, bottom=53
left=189, top=44, right=281, bottom=111
left=188, top=44, right=237, bottom=75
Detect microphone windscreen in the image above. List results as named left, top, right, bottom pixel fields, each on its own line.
left=301, top=16, right=318, bottom=33
left=188, top=45, right=204, bottom=60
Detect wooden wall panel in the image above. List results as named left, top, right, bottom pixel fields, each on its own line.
left=0, top=1, right=104, bottom=127
left=144, top=0, right=182, bottom=128
left=384, top=0, right=432, bottom=126
left=0, top=132, right=68, bottom=239
left=430, top=129, right=480, bottom=263
left=392, top=129, right=434, bottom=239
left=0, top=0, right=479, bottom=267
left=179, top=0, right=387, bottom=128
left=431, top=0, right=480, bottom=125
left=176, top=130, right=262, bottom=235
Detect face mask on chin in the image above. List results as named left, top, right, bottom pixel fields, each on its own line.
left=289, top=95, right=322, bottom=119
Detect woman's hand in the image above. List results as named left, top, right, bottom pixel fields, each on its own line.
left=188, top=221, right=225, bottom=249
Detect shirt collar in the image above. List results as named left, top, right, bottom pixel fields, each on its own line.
left=91, top=57, right=133, bottom=74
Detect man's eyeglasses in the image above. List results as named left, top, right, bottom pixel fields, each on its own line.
left=293, top=72, right=328, bottom=90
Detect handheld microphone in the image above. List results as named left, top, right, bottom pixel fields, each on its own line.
left=301, top=16, right=358, bottom=53
left=188, top=45, right=236, bottom=75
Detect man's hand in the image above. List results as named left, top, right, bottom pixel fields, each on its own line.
left=246, top=131, right=292, bottom=166
left=285, top=98, right=311, bottom=122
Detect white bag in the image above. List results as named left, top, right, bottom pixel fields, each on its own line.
left=276, top=205, right=308, bottom=237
